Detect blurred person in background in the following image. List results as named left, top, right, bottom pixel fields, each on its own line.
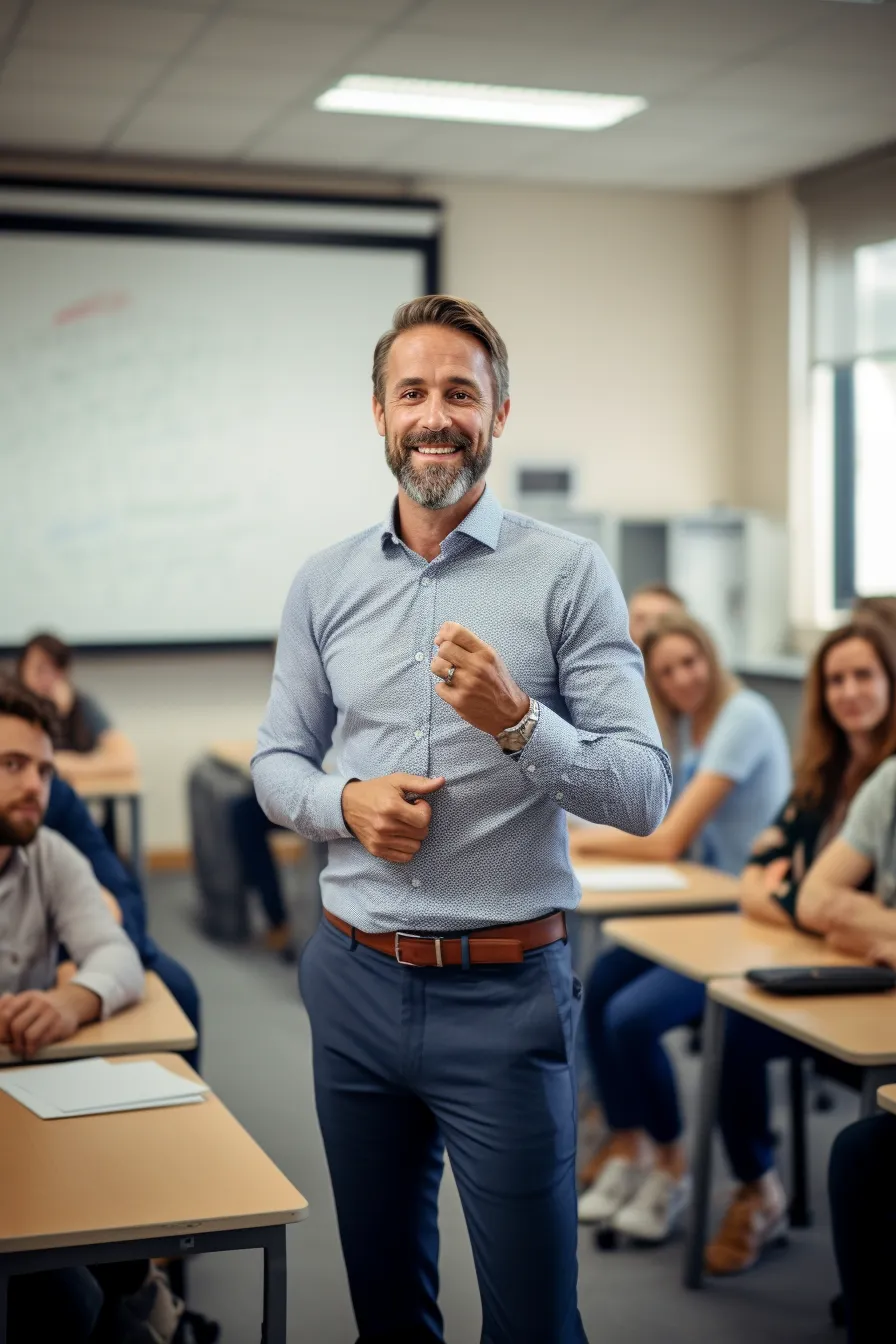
left=18, top=632, right=136, bottom=783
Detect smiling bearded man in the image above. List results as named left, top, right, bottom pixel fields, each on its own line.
left=252, top=295, right=671, bottom=1344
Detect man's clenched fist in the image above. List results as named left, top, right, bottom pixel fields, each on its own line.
left=341, top=773, right=445, bottom=864
left=430, top=623, right=529, bottom=736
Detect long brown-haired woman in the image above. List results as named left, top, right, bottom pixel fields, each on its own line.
left=573, top=613, right=791, bottom=1243
left=705, top=616, right=896, bottom=1276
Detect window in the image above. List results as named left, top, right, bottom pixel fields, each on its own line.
left=812, top=235, right=896, bottom=610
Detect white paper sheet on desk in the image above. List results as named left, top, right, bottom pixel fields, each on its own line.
left=573, top=865, right=688, bottom=892
left=0, top=1057, right=208, bottom=1120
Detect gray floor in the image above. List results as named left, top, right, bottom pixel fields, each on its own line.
left=148, top=867, right=850, bottom=1344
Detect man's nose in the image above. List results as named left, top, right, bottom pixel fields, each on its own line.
left=419, top=394, right=452, bottom=430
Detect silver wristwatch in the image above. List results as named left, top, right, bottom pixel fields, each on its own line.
left=495, top=697, right=540, bottom=754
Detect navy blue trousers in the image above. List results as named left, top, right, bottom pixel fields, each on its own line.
left=583, top=946, right=705, bottom=1144
left=300, top=917, right=588, bottom=1344
left=144, top=942, right=201, bottom=1072
left=231, top=794, right=289, bottom=929
left=829, top=1113, right=896, bottom=1343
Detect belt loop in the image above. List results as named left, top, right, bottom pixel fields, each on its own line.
left=461, top=935, right=471, bottom=971
left=350, top=926, right=358, bottom=953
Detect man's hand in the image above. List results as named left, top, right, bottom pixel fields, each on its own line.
left=342, top=774, right=445, bottom=864
left=431, top=623, right=529, bottom=737
left=0, top=984, right=101, bottom=1059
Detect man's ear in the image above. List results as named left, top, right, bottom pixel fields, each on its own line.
left=372, top=394, right=386, bottom=438
left=491, top=397, right=511, bottom=439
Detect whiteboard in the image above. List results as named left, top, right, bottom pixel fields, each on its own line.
left=0, top=220, right=428, bottom=646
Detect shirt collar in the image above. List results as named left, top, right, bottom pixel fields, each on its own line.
left=380, top=484, right=503, bottom=554
left=0, top=846, right=28, bottom=883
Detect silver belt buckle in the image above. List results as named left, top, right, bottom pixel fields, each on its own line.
left=395, top=932, right=444, bottom=967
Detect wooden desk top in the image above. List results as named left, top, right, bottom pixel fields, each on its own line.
left=209, top=740, right=255, bottom=776
left=878, top=1085, right=896, bottom=1116
left=577, top=861, right=740, bottom=918
left=710, top=977, right=896, bottom=1067
left=72, top=772, right=143, bottom=802
left=0, top=974, right=196, bottom=1067
left=0, top=1053, right=307, bottom=1254
left=602, top=912, right=861, bottom=984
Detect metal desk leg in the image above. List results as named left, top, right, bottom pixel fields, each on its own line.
left=0, top=1270, right=7, bottom=1344
left=788, top=1056, right=812, bottom=1227
left=261, top=1225, right=287, bottom=1344
left=130, top=794, right=145, bottom=893
left=683, top=997, right=726, bottom=1289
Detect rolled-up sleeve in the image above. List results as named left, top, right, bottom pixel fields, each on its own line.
left=252, top=565, right=354, bottom=842
left=513, top=544, right=671, bottom=834
left=44, top=832, right=144, bottom=1018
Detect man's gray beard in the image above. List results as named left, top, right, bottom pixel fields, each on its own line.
left=389, top=440, right=492, bottom=510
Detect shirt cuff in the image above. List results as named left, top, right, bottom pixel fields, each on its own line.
left=510, top=702, right=580, bottom=801
left=71, top=969, right=122, bottom=1021
left=310, top=773, right=355, bottom=840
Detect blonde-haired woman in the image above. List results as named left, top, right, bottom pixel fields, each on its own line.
left=573, top=613, right=791, bottom=1243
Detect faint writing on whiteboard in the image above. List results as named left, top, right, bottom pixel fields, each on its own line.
left=54, top=292, right=131, bottom=326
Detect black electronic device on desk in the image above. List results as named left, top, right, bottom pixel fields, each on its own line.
left=746, top=966, right=896, bottom=997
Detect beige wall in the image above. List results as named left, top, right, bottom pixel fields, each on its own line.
left=45, top=174, right=785, bottom=851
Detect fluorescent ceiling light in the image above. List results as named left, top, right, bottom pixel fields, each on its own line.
left=315, top=75, right=647, bottom=132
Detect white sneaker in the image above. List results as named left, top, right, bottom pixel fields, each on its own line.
left=611, top=1169, right=692, bottom=1243
left=577, top=1157, right=645, bottom=1224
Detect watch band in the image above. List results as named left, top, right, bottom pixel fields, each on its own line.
left=496, top=697, right=540, bottom=754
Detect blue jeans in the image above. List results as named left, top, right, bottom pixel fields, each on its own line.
left=717, top=1013, right=805, bottom=1183
left=583, top=946, right=705, bottom=1144
left=300, top=917, right=587, bottom=1344
left=829, top=1113, right=896, bottom=1343
left=143, top=942, right=202, bottom=1072
left=231, top=794, right=288, bottom=929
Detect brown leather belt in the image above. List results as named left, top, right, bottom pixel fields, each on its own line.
left=325, top=909, right=567, bottom=968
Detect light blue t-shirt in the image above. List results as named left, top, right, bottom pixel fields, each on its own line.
left=676, top=688, right=792, bottom=876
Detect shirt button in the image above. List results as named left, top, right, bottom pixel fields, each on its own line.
left=415, top=652, right=424, bottom=662
left=414, top=729, right=423, bottom=740
left=421, top=576, right=431, bottom=587
left=527, top=764, right=536, bottom=774
left=556, top=792, right=563, bottom=801
left=411, top=878, right=421, bottom=888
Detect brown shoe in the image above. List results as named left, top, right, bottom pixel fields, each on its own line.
left=264, top=922, right=296, bottom=961
left=704, top=1173, right=788, bottom=1275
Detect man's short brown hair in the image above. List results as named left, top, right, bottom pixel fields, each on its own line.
left=372, top=295, right=509, bottom=408
left=0, top=677, right=58, bottom=743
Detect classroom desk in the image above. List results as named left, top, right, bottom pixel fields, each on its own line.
left=878, top=1084, right=896, bottom=1116
left=602, top=913, right=863, bottom=1290
left=73, top=771, right=145, bottom=892
left=0, top=1052, right=307, bottom=1344
left=577, top=861, right=740, bottom=920
left=0, top=973, right=196, bottom=1067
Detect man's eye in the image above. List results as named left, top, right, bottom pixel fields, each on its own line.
left=450, top=391, right=470, bottom=401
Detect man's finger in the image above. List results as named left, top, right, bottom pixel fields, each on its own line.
left=431, top=640, right=473, bottom=672
left=23, top=1011, right=58, bottom=1057
left=388, top=798, right=434, bottom=831
left=434, top=624, right=483, bottom=654
left=391, top=774, right=445, bottom=795
left=8, top=1001, right=46, bottom=1053
left=430, top=655, right=458, bottom=681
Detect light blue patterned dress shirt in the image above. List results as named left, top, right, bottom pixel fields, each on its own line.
left=253, top=486, right=671, bottom=934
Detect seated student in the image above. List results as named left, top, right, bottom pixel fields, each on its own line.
left=705, top=617, right=896, bottom=1274
left=17, top=631, right=136, bottom=782
left=0, top=679, right=143, bottom=1055
left=829, top=936, right=896, bottom=1344
left=45, top=771, right=202, bottom=1071
left=232, top=792, right=296, bottom=959
left=627, top=581, right=686, bottom=651
left=573, top=612, right=791, bottom=1241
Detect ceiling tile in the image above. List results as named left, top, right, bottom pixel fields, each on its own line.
left=1, top=44, right=164, bottom=96
left=407, top=0, right=643, bottom=42
left=155, top=58, right=317, bottom=101
left=598, top=0, right=822, bottom=61
left=352, top=31, right=720, bottom=99
left=188, top=15, right=376, bottom=72
left=690, top=59, right=892, bottom=114
left=114, top=94, right=286, bottom=155
left=0, top=0, right=21, bottom=44
left=18, top=0, right=209, bottom=56
left=246, top=106, right=419, bottom=166
left=228, top=0, right=410, bottom=19
left=776, top=2, right=896, bottom=73
left=367, top=121, right=577, bottom=177
left=0, top=88, right=133, bottom=147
